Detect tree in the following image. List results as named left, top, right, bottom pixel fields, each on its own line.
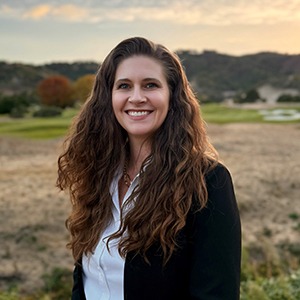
left=72, top=74, right=95, bottom=103
left=37, top=75, right=74, bottom=108
left=235, top=89, right=260, bottom=103
left=277, top=94, right=300, bottom=103
left=0, top=92, right=37, bottom=115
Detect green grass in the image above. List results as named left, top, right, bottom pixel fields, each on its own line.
left=0, top=108, right=77, bottom=139
left=0, top=118, right=71, bottom=139
left=202, top=103, right=300, bottom=124
left=201, top=104, right=264, bottom=123
left=0, top=105, right=299, bottom=140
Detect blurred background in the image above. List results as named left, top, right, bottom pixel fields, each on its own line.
left=0, top=0, right=300, bottom=299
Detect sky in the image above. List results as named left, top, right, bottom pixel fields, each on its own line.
left=0, top=0, right=299, bottom=65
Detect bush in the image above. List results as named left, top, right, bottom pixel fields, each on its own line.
left=262, top=278, right=293, bottom=300
left=241, top=270, right=300, bottom=300
left=0, top=96, right=15, bottom=114
left=0, top=289, right=19, bottom=300
left=277, top=94, right=300, bottom=103
left=42, top=267, right=72, bottom=300
left=0, top=92, right=37, bottom=115
left=9, top=106, right=28, bottom=118
left=235, top=89, right=261, bottom=103
left=241, top=281, right=269, bottom=300
left=33, top=106, right=63, bottom=118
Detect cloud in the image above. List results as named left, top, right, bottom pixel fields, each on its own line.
left=20, top=4, right=89, bottom=21
left=1, top=0, right=300, bottom=25
left=51, top=4, right=89, bottom=21
left=22, top=4, right=51, bottom=20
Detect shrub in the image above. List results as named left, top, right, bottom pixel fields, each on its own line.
left=235, top=89, right=261, bottom=103
left=240, top=270, right=300, bottom=300
left=277, top=94, right=300, bottom=103
left=240, top=280, right=269, bottom=300
left=0, top=92, right=36, bottom=115
left=0, top=95, right=15, bottom=114
left=42, top=267, right=72, bottom=300
left=33, top=106, right=63, bottom=118
left=262, top=277, right=293, bottom=300
left=289, top=270, right=300, bottom=299
left=9, top=106, right=28, bottom=118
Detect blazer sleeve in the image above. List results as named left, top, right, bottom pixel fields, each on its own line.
left=72, top=263, right=86, bottom=300
left=188, top=164, right=241, bottom=300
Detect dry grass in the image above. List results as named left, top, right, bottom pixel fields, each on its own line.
left=0, top=138, right=72, bottom=293
left=0, top=123, right=300, bottom=292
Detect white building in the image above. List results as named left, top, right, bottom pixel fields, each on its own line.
left=257, top=84, right=300, bottom=104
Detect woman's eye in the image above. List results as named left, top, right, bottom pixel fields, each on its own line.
left=145, top=83, right=158, bottom=89
left=118, top=83, right=129, bottom=89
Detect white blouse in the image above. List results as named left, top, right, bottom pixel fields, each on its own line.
left=82, top=171, right=139, bottom=300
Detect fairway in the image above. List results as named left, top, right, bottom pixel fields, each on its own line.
left=0, top=108, right=77, bottom=139
left=0, top=104, right=299, bottom=139
left=201, top=104, right=264, bottom=123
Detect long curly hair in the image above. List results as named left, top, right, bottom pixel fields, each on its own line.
left=57, top=37, right=218, bottom=264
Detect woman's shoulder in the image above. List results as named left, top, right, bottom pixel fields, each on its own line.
left=189, top=162, right=236, bottom=213
left=203, top=162, right=238, bottom=217
left=205, top=162, right=233, bottom=190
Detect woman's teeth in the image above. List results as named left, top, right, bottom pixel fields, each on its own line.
left=128, top=111, right=149, bottom=116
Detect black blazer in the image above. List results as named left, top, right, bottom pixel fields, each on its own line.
left=72, top=164, right=241, bottom=300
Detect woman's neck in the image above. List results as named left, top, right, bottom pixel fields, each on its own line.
left=127, top=137, right=151, bottom=178
left=118, top=137, right=151, bottom=206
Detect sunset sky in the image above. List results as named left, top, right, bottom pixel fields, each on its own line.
left=0, top=0, right=299, bottom=64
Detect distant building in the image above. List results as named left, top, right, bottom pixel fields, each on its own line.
left=257, top=84, right=300, bottom=104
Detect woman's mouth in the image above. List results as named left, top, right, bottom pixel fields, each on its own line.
left=127, top=110, right=151, bottom=117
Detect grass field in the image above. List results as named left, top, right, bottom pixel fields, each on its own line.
left=202, top=104, right=264, bottom=123
left=0, top=104, right=299, bottom=139
left=0, top=108, right=78, bottom=139
left=1, top=104, right=300, bottom=299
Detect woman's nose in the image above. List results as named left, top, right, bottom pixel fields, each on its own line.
left=128, top=87, right=146, bottom=103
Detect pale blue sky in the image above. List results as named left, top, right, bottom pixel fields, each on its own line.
left=0, top=0, right=299, bottom=64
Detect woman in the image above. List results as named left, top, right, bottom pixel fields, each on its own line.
left=57, top=37, right=241, bottom=300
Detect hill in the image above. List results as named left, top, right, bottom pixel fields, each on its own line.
left=1, top=51, right=300, bottom=100
left=178, top=50, right=300, bottom=100
left=0, top=61, right=98, bottom=95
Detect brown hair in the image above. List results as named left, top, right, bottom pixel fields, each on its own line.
left=57, top=37, right=218, bottom=264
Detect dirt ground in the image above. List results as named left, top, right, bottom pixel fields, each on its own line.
left=0, top=123, right=299, bottom=292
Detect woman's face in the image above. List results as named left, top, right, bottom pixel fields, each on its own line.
left=112, top=55, right=170, bottom=143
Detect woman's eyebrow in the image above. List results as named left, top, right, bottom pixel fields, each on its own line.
left=114, top=77, right=162, bottom=84
left=114, top=78, right=130, bottom=85
left=142, top=78, right=162, bottom=84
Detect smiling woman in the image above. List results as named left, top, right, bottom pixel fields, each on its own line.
left=57, top=37, right=241, bottom=300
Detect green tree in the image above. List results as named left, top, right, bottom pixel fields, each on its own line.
left=0, top=92, right=37, bottom=116
left=235, top=89, right=260, bottom=103
left=277, top=94, right=300, bottom=103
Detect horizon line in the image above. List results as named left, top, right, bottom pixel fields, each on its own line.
left=1, top=49, right=300, bottom=66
